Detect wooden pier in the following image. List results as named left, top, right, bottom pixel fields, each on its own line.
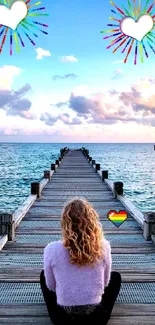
left=0, top=147, right=155, bottom=324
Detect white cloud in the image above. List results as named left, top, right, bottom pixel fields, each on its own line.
left=61, top=56, right=78, bottom=62
left=112, top=60, right=124, bottom=64
left=0, top=65, right=22, bottom=90
left=36, top=47, right=51, bottom=60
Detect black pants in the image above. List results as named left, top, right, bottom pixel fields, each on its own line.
left=40, top=270, right=121, bottom=325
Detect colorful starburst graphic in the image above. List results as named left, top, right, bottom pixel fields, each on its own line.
left=100, top=0, right=155, bottom=64
left=0, top=0, right=49, bottom=55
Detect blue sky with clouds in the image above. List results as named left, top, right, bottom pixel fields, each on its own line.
left=0, top=0, right=155, bottom=142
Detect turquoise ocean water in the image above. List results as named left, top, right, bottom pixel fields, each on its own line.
left=0, top=143, right=154, bottom=213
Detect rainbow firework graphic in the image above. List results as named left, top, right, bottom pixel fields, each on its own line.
left=0, top=0, right=49, bottom=55
left=100, top=0, right=155, bottom=64
left=107, top=210, right=128, bottom=228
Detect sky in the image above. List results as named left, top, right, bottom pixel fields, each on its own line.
left=0, top=0, right=155, bottom=142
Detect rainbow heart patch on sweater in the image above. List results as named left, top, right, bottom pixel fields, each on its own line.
left=107, top=210, right=128, bottom=228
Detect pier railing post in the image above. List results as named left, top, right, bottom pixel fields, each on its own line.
left=143, top=212, right=155, bottom=241
left=0, top=213, right=15, bottom=241
left=60, top=148, right=65, bottom=158
left=82, top=149, right=86, bottom=156
left=60, top=147, right=69, bottom=158
left=92, top=160, right=96, bottom=166
left=89, top=157, right=92, bottom=162
left=114, top=181, right=123, bottom=198
left=51, top=163, right=56, bottom=171
left=60, top=149, right=64, bottom=158
left=102, top=170, right=108, bottom=180
left=55, top=159, right=59, bottom=166
left=81, top=148, right=89, bottom=157
left=31, top=182, right=41, bottom=198
left=44, top=170, right=51, bottom=180
left=95, top=164, right=100, bottom=172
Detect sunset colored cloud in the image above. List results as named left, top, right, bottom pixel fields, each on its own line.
left=0, top=63, right=155, bottom=142
left=0, top=84, right=35, bottom=119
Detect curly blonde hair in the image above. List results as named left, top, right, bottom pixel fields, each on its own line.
left=61, top=197, right=105, bottom=268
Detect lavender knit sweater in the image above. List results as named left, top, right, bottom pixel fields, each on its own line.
left=43, top=238, right=112, bottom=306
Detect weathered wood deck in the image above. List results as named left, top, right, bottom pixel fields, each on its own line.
left=0, top=147, right=155, bottom=324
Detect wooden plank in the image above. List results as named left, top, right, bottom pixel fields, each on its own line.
left=3, top=245, right=155, bottom=254
left=16, top=229, right=143, bottom=235
left=120, top=274, right=155, bottom=281
left=2, top=247, right=155, bottom=255
left=0, top=316, right=154, bottom=325
left=0, top=317, right=52, bottom=324
left=54, top=168, right=97, bottom=171
left=32, top=201, right=126, bottom=208
left=0, top=266, right=155, bottom=278
left=38, top=196, right=116, bottom=201
left=53, top=174, right=96, bottom=176
left=3, top=242, right=154, bottom=251
left=27, top=207, right=125, bottom=216
left=0, top=273, right=155, bottom=282
left=51, top=179, right=101, bottom=182
left=0, top=268, right=155, bottom=282
left=46, top=181, right=106, bottom=185
left=108, top=316, right=155, bottom=325
left=51, top=176, right=101, bottom=179
left=0, top=303, right=155, bottom=316
left=52, top=174, right=98, bottom=177
left=41, top=189, right=113, bottom=193
left=24, top=212, right=133, bottom=219
left=36, top=196, right=117, bottom=201
left=58, top=163, right=91, bottom=165
left=23, top=216, right=134, bottom=221
left=33, top=197, right=123, bottom=204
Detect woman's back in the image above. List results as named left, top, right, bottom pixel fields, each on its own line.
left=43, top=238, right=112, bottom=307
left=41, top=198, right=121, bottom=325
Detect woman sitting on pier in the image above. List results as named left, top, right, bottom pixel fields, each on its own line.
left=40, top=198, right=121, bottom=325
